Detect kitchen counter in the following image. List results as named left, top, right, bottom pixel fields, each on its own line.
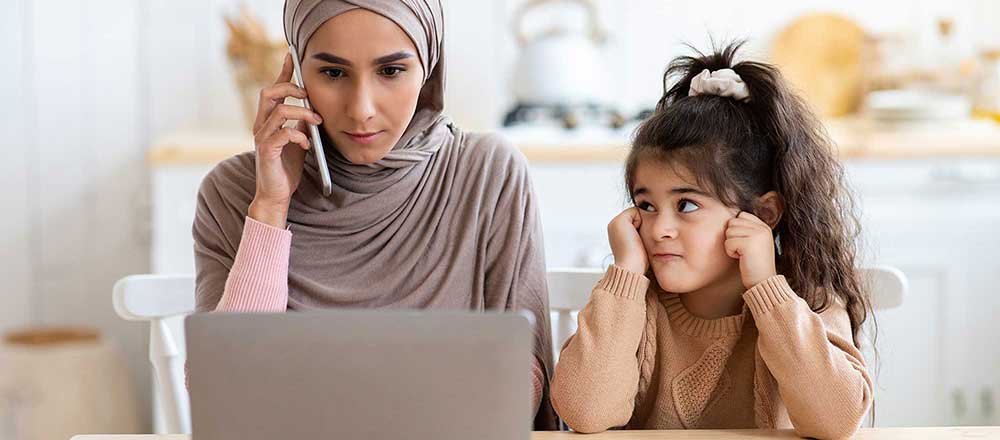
left=147, top=118, right=1000, bottom=166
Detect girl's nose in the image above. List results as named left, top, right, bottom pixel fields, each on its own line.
left=651, top=215, right=679, bottom=241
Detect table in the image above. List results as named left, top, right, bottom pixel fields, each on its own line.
left=71, top=426, right=1000, bottom=439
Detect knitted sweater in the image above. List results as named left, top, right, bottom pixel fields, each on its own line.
left=550, top=265, right=872, bottom=439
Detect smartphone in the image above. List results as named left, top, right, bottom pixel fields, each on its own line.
left=289, top=44, right=332, bottom=196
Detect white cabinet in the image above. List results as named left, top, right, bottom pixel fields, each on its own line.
left=530, top=163, right=623, bottom=268
left=150, top=154, right=1000, bottom=428
left=151, top=164, right=217, bottom=274
left=850, top=160, right=1000, bottom=427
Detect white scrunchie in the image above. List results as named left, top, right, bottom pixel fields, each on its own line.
left=688, top=68, right=750, bottom=102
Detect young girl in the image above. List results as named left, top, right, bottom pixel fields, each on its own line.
left=550, top=43, right=874, bottom=439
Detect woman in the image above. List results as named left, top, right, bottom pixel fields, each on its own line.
left=192, top=0, right=557, bottom=429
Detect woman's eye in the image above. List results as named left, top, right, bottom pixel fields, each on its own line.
left=636, top=201, right=656, bottom=212
left=379, top=66, right=404, bottom=77
left=678, top=199, right=700, bottom=213
left=321, top=68, right=345, bottom=79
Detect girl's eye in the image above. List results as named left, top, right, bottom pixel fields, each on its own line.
left=678, top=199, right=700, bottom=213
left=636, top=201, right=656, bottom=212
left=379, top=66, right=404, bottom=77
left=321, top=68, right=345, bottom=79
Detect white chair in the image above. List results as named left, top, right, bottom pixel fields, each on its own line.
left=862, top=265, right=907, bottom=310
left=546, top=268, right=604, bottom=361
left=114, top=267, right=907, bottom=434
left=546, top=266, right=908, bottom=360
left=112, top=274, right=196, bottom=435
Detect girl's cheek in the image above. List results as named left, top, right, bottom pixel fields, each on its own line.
left=637, top=224, right=653, bottom=252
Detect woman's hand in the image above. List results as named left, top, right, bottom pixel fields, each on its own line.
left=249, top=53, right=324, bottom=228
left=724, top=211, right=778, bottom=289
left=608, top=207, right=648, bottom=274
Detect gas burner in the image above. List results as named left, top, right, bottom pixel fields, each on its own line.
left=503, top=103, right=654, bottom=130
left=503, top=103, right=630, bottom=130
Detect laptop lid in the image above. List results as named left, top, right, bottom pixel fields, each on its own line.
left=185, top=309, right=533, bottom=440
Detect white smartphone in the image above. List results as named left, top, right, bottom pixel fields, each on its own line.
left=289, top=45, right=332, bottom=196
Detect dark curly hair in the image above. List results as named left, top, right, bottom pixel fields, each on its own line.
left=626, top=41, right=874, bottom=351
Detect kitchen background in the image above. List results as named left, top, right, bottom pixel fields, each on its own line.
left=2, top=0, right=1000, bottom=437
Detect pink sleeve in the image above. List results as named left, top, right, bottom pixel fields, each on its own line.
left=214, top=216, right=292, bottom=312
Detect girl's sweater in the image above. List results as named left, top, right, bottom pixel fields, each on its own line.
left=550, top=265, right=872, bottom=439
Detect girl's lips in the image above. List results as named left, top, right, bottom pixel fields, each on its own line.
left=344, top=131, right=382, bottom=144
left=653, top=253, right=683, bottom=261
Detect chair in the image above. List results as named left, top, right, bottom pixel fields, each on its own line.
left=545, top=266, right=908, bottom=360
left=112, top=274, right=196, bottom=434
left=114, top=267, right=907, bottom=434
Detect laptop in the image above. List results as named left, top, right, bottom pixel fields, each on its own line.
left=185, top=309, right=534, bottom=440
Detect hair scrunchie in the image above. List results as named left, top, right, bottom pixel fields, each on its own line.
left=688, top=68, right=750, bottom=102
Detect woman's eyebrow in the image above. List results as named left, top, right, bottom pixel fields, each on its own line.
left=373, top=51, right=415, bottom=64
left=312, top=52, right=352, bottom=66
left=311, top=51, right=415, bottom=66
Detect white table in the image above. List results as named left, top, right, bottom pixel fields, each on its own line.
left=71, top=426, right=1000, bottom=439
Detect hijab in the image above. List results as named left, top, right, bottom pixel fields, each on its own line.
left=194, top=0, right=558, bottom=429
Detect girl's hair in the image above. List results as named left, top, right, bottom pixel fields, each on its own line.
left=626, top=41, right=873, bottom=348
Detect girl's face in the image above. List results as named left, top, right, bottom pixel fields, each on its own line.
left=631, top=160, right=742, bottom=294
left=301, top=9, right=425, bottom=165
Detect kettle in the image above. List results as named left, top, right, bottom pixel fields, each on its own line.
left=510, top=0, right=609, bottom=107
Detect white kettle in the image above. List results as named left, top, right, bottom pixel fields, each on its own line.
left=510, top=0, right=609, bottom=107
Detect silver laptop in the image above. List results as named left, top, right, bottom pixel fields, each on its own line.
left=185, top=309, right=534, bottom=440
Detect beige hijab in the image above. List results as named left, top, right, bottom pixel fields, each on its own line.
left=193, top=0, right=558, bottom=430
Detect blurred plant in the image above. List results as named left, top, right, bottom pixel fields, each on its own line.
left=225, top=5, right=288, bottom=129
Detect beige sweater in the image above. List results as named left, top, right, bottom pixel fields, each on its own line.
left=550, top=265, right=873, bottom=439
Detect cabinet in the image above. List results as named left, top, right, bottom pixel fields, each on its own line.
left=850, top=160, right=1000, bottom=427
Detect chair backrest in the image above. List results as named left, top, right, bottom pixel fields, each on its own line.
left=112, top=274, right=196, bottom=435
left=861, top=265, right=907, bottom=310
left=545, top=266, right=908, bottom=360
left=546, top=268, right=604, bottom=362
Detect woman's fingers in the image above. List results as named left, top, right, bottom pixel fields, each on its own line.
left=275, top=53, right=294, bottom=85
left=253, top=83, right=309, bottom=133
left=252, top=54, right=306, bottom=133
left=258, top=126, right=310, bottom=153
left=291, top=120, right=313, bottom=150
left=258, top=104, right=322, bottom=141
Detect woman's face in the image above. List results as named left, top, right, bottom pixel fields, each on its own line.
left=631, top=160, right=742, bottom=294
left=301, top=9, right=425, bottom=165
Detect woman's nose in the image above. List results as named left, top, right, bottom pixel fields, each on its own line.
left=345, top=80, right=376, bottom=123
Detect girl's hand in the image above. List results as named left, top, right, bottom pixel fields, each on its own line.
left=249, top=53, right=324, bottom=228
left=725, top=211, right=778, bottom=289
left=608, top=207, right=648, bottom=274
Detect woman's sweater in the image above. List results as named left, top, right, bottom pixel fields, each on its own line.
left=550, top=265, right=872, bottom=439
left=211, top=216, right=545, bottom=412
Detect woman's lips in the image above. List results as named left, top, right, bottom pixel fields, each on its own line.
left=344, top=131, right=382, bottom=144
